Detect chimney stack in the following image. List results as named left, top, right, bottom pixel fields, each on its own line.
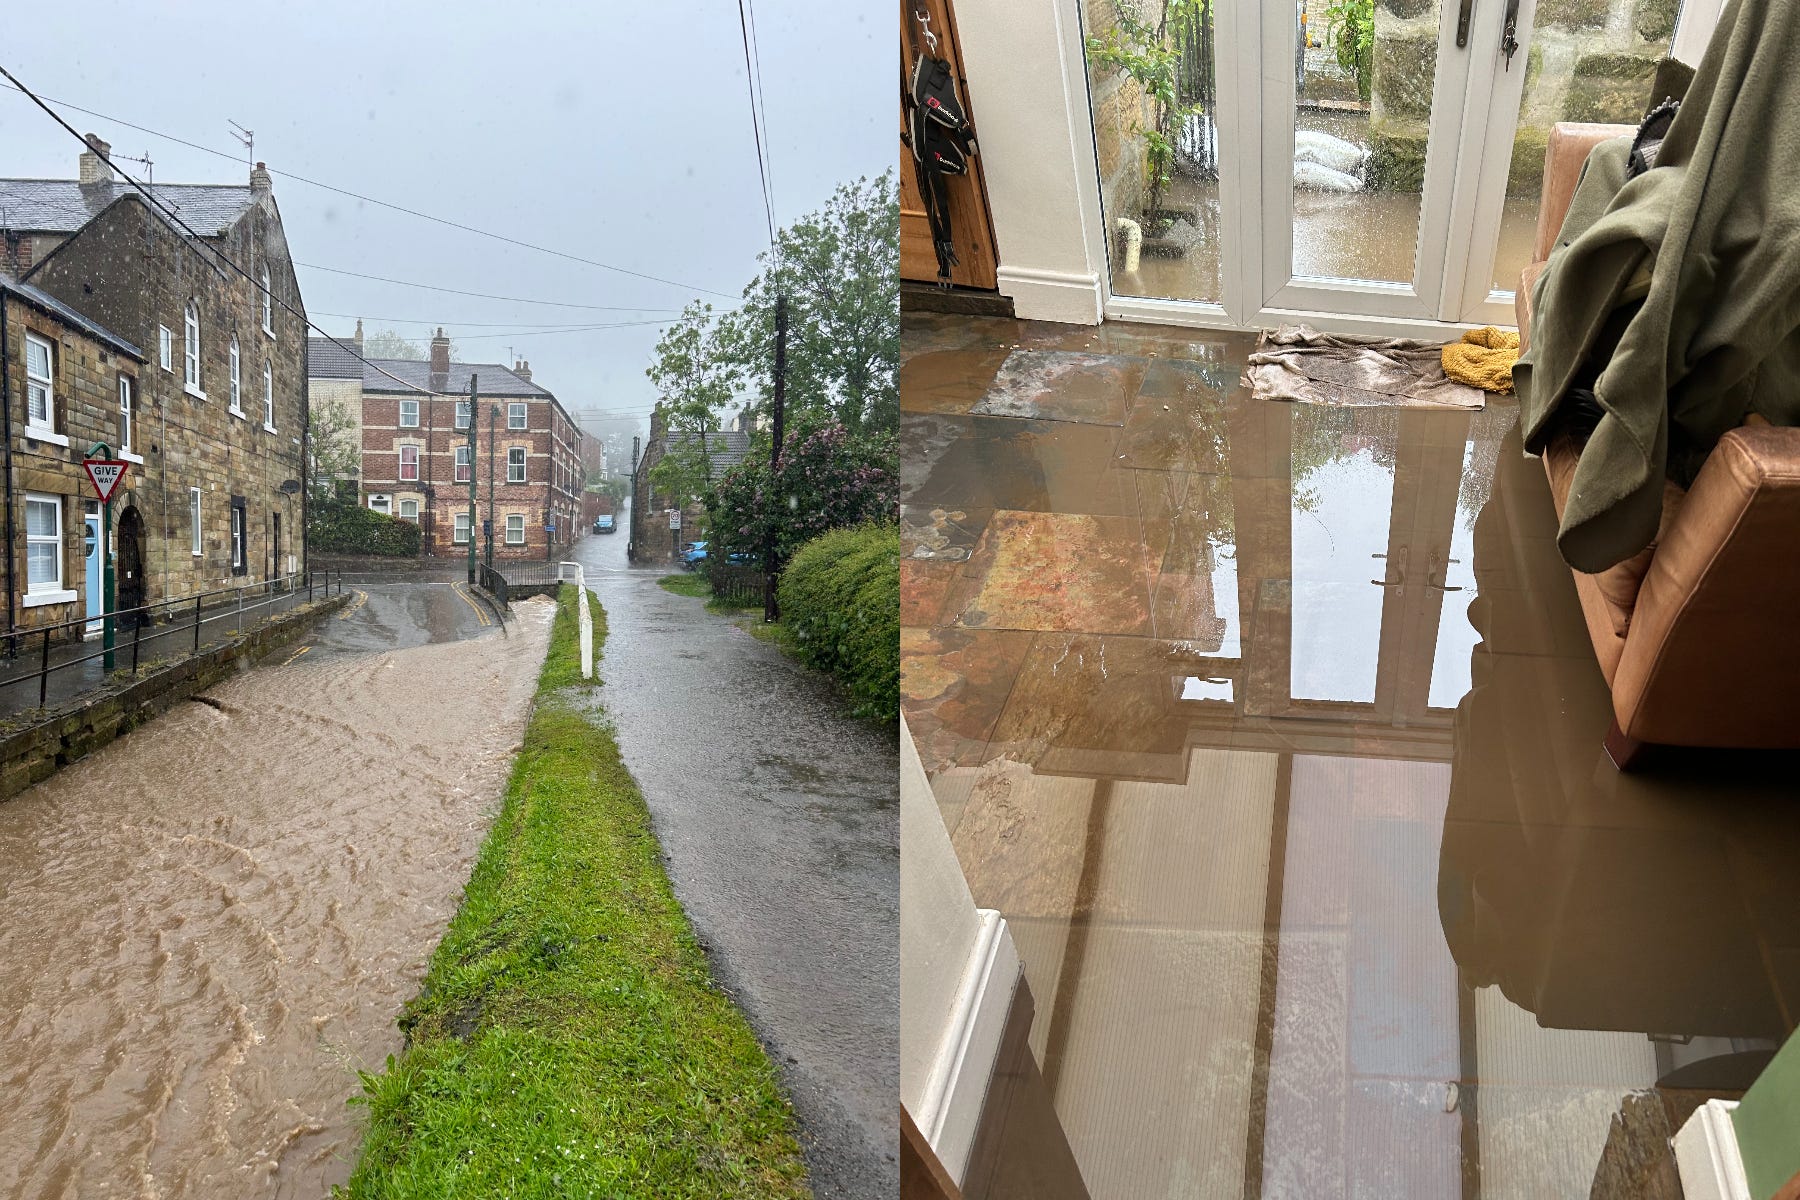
left=249, top=160, right=272, bottom=195
left=353, top=319, right=364, bottom=350
left=430, top=327, right=451, bottom=375
left=78, top=134, right=114, bottom=186
left=516, top=359, right=532, bottom=382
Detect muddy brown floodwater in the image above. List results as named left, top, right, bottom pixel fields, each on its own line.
left=0, top=596, right=555, bottom=1199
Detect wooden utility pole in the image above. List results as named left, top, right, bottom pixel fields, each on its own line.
left=763, top=293, right=788, bottom=624
left=465, top=375, right=478, bottom=585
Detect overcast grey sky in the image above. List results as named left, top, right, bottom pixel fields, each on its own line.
left=2, top=0, right=889, bottom=447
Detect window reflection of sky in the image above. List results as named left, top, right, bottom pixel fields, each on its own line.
left=1291, top=447, right=1395, bottom=704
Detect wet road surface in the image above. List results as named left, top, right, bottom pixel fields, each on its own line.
left=573, top=519, right=900, bottom=1200
left=0, top=585, right=554, bottom=1198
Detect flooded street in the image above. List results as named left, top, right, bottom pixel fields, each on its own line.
left=0, top=587, right=553, bottom=1199
left=574, top=517, right=900, bottom=1200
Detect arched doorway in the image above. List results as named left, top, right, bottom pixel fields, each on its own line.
left=116, top=505, right=146, bottom=627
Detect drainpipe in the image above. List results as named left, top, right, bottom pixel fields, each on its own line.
left=0, top=295, right=15, bottom=654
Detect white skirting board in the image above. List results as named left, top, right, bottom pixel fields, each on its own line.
left=1674, top=1099, right=1752, bottom=1200
left=913, top=908, right=1021, bottom=1186
left=997, top=265, right=1103, bottom=326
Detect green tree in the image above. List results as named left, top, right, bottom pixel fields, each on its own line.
left=1086, top=0, right=1210, bottom=219
left=646, top=302, right=739, bottom=514
left=308, top=393, right=361, bottom=497
left=716, top=172, right=899, bottom=435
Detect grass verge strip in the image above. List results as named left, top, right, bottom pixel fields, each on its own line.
left=344, top=585, right=810, bottom=1199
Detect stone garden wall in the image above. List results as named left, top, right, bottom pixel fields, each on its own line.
left=1370, top=0, right=1677, bottom=196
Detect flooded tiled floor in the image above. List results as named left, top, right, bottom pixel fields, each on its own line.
left=900, top=311, right=1800, bottom=1200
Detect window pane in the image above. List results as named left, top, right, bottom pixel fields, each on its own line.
left=1082, top=0, right=1223, bottom=302
left=26, top=499, right=57, bottom=537
left=27, top=543, right=58, bottom=586
left=25, top=339, right=50, bottom=377
left=28, top=383, right=49, bottom=425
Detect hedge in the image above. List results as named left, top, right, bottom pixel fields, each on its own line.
left=307, top=500, right=421, bottom=557
left=776, top=523, right=899, bottom=720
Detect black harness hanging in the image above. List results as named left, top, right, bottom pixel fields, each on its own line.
left=902, top=11, right=978, bottom=285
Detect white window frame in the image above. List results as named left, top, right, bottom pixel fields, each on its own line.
left=158, top=325, right=173, bottom=372
left=118, top=374, right=139, bottom=460
left=453, top=511, right=472, bottom=544
left=505, top=513, right=526, bottom=545
left=368, top=494, right=392, bottom=516
left=263, top=360, right=275, bottom=431
left=398, top=498, right=420, bottom=523
left=184, top=300, right=203, bottom=397
left=23, top=492, right=73, bottom=605
left=508, top=401, right=527, bottom=429
left=228, top=334, right=243, bottom=415
left=399, top=399, right=420, bottom=428
left=507, top=447, right=526, bottom=483
left=454, top=445, right=471, bottom=483
left=398, top=444, right=420, bottom=482
left=454, top=399, right=471, bottom=430
left=230, top=503, right=247, bottom=574
left=261, top=266, right=274, bottom=337
left=23, top=333, right=56, bottom=439
left=190, top=487, right=203, bottom=556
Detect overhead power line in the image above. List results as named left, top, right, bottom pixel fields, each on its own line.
left=735, top=0, right=778, bottom=249
left=0, top=79, right=739, bottom=301
left=312, top=310, right=676, bottom=328
left=294, top=261, right=685, bottom=312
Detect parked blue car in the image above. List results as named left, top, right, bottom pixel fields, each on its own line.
left=681, top=541, right=756, bottom=570
left=592, top=514, right=615, bottom=534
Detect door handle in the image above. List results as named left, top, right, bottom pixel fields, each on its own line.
left=1501, top=0, right=1521, bottom=66
left=1457, top=0, right=1475, bottom=47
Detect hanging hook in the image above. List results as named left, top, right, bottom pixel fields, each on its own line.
left=914, top=9, right=939, bottom=55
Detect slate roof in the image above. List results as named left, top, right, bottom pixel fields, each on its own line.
left=306, top=336, right=363, bottom=380
left=307, top=336, right=557, bottom=400
left=361, top=358, right=552, bottom=398
left=0, top=276, right=143, bottom=360
left=669, top=428, right=753, bottom=472
left=0, top=179, right=256, bottom=237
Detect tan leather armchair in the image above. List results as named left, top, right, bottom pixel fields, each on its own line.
left=1518, top=123, right=1800, bottom=768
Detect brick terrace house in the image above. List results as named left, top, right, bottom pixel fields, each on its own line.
left=628, top=404, right=751, bottom=565
left=311, top=330, right=584, bottom=560
left=1, top=134, right=308, bottom=632
left=0, top=277, right=145, bottom=638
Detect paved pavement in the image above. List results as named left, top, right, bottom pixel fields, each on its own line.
left=295, top=577, right=502, bottom=661
left=570, top=512, right=900, bottom=1200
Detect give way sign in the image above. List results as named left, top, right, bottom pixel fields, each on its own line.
left=83, top=459, right=130, bottom=503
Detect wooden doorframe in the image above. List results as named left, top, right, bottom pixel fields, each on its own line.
left=901, top=0, right=1001, bottom=290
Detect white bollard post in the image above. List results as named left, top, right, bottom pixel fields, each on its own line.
left=562, top=562, right=593, bottom=680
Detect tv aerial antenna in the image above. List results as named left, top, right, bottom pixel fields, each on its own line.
left=228, top=120, right=253, bottom=166
left=112, top=150, right=154, bottom=190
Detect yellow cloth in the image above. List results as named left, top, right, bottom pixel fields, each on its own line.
left=1442, top=326, right=1521, bottom=393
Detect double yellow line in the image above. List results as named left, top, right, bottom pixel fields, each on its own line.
left=336, top=589, right=369, bottom=620
left=452, top=581, right=492, bottom=627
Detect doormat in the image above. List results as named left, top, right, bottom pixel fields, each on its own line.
left=1243, top=324, right=1486, bottom=409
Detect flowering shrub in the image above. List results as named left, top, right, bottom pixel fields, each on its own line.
left=704, top=414, right=897, bottom=567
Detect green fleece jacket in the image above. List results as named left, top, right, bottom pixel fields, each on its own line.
left=1513, top=0, right=1800, bottom=572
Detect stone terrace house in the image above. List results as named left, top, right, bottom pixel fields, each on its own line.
left=0, top=277, right=145, bottom=638
left=0, top=134, right=307, bottom=623
left=310, top=330, right=585, bottom=560
left=628, top=404, right=752, bottom=565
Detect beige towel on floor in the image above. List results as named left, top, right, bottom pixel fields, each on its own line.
left=1243, top=324, right=1487, bottom=409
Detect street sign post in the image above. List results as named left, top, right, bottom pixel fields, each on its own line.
left=82, top=443, right=129, bottom=671
left=668, top=508, right=681, bottom=557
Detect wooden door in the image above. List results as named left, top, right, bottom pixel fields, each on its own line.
left=901, top=0, right=999, bottom=290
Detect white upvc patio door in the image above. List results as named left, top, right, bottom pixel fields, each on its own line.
left=1254, top=0, right=1534, bottom=326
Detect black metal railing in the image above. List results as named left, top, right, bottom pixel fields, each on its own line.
left=0, top=570, right=343, bottom=713
left=478, top=563, right=510, bottom=610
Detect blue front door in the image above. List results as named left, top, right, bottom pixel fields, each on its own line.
left=84, top=509, right=102, bottom=634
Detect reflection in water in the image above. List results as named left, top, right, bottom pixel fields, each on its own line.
left=900, top=312, right=1799, bottom=1200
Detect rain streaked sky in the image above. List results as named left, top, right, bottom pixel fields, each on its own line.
left=1, top=0, right=888, bottom=446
